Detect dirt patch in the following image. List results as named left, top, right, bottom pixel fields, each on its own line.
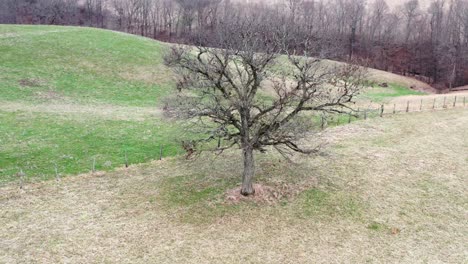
left=18, top=78, right=43, bottom=87
left=225, top=182, right=315, bottom=204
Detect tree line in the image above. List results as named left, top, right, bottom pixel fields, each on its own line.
left=2, top=0, right=468, bottom=89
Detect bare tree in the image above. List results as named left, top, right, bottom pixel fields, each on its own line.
left=401, top=0, right=420, bottom=43
left=368, top=0, right=389, bottom=42
left=346, top=0, right=366, bottom=59
left=164, top=19, right=366, bottom=195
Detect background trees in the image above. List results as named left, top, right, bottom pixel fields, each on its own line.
left=2, top=0, right=468, bottom=89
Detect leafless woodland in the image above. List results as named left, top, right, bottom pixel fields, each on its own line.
left=2, top=0, right=468, bottom=89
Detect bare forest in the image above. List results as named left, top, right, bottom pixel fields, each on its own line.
left=2, top=0, right=468, bottom=88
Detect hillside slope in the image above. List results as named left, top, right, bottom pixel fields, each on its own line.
left=0, top=25, right=183, bottom=184
left=0, top=25, right=171, bottom=106
left=0, top=25, right=434, bottom=184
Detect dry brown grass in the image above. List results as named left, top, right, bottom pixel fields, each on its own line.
left=0, top=109, right=467, bottom=263
left=366, top=69, right=435, bottom=93
left=382, top=91, right=468, bottom=114
left=0, top=101, right=162, bottom=121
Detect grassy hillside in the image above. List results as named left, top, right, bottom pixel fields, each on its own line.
left=0, top=25, right=185, bottom=184
left=0, top=25, right=433, bottom=184
left=0, top=25, right=171, bottom=106
left=1, top=25, right=467, bottom=263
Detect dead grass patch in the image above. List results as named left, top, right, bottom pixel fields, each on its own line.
left=0, top=101, right=162, bottom=121
left=119, top=65, right=174, bottom=85
left=18, top=78, right=43, bottom=87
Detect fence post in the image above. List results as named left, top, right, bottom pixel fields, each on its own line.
left=380, top=104, right=384, bottom=117
left=125, top=150, right=128, bottom=168
left=393, top=104, right=396, bottom=114
left=406, top=101, right=410, bottom=112
left=55, top=163, right=60, bottom=181
left=321, top=115, right=325, bottom=130
left=453, top=96, right=457, bottom=107
left=159, top=145, right=163, bottom=160
left=420, top=99, right=423, bottom=111
left=18, top=169, right=25, bottom=190
left=92, top=157, right=96, bottom=173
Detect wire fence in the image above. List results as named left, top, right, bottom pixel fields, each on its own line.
left=9, top=95, right=467, bottom=188
left=320, top=95, right=467, bottom=128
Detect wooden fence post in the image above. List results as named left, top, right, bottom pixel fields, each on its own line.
left=125, top=150, right=128, bottom=168
left=55, top=163, right=60, bottom=181
left=159, top=145, right=163, bottom=160
left=19, top=169, right=25, bottom=190
left=380, top=104, right=384, bottom=117
left=453, top=96, right=457, bottom=107
left=420, top=99, right=423, bottom=111
left=406, top=101, right=410, bottom=112
left=393, top=104, right=396, bottom=114
left=348, top=113, right=352, bottom=123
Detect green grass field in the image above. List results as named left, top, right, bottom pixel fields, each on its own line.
left=0, top=25, right=183, bottom=184
left=0, top=25, right=434, bottom=185
left=0, top=25, right=172, bottom=105
left=359, top=83, right=426, bottom=102
left=0, top=111, right=184, bottom=183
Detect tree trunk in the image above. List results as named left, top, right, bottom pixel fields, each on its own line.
left=241, top=145, right=255, bottom=196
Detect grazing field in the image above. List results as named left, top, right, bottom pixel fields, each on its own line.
left=359, top=83, right=426, bottom=102
left=1, top=109, right=467, bottom=263
left=1, top=25, right=467, bottom=263
left=0, top=25, right=172, bottom=106
left=0, top=25, right=433, bottom=185
left=0, top=111, right=182, bottom=184
left=0, top=25, right=184, bottom=184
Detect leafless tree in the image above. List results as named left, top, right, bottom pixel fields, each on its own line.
left=164, top=19, right=366, bottom=195
left=401, top=0, right=420, bottom=44
left=346, top=0, right=366, bottom=59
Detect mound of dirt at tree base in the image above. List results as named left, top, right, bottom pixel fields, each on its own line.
left=225, top=181, right=317, bottom=204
